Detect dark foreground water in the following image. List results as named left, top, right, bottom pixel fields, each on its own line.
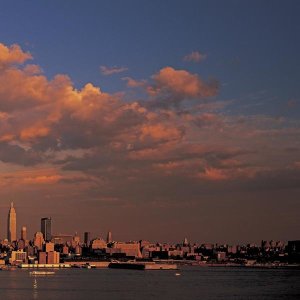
left=0, top=267, right=299, bottom=300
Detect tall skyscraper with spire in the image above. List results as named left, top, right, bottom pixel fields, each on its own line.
left=7, top=202, right=17, bottom=242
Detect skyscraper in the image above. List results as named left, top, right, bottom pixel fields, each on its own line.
left=107, top=231, right=112, bottom=243
left=7, top=202, right=17, bottom=242
left=41, top=217, right=52, bottom=242
left=21, top=226, right=27, bottom=240
left=84, top=232, right=90, bottom=246
left=34, top=231, right=45, bottom=250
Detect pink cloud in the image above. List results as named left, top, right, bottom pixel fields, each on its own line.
left=20, top=124, right=50, bottom=141
left=100, top=65, right=128, bottom=75
left=0, top=42, right=299, bottom=211
left=0, top=43, right=32, bottom=68
left=122, top=77, right=146, bottom=88
left=139, top=124, right=184, bottom=142
left=149, top=66, right=218, bottom=102
left=23, top=174, right=62, bottom=184
left=197, top=167, right=229, bottom=181
left=183, top=51, right=207, bottom=63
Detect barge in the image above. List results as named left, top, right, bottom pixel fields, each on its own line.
left=108, top=261, right=178, bottom=270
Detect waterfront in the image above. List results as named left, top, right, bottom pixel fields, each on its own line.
left=0, top=267, right=299, bottom=300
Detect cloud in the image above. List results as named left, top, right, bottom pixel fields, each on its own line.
left=197, top=167, right=229, bottom=181
left=183, top=51, right=207, bottom=63
left=0, top=142, right=43, bottom=166
left=139, top=123, right=184, bottom=143
left=23, top=174, right=62, bottom=184
left=147, top=66, right=218, bottom=107
left=20, top=124, right=50, bottom=141
left=193, top=113, right=222, bottom=128
left=0, top=43, right=32, bottom=68
left=0, top=42, right=299, bottom=220
left=122, top=77, right=146, bottom=88
left=100, top=65, right=128, bottom=75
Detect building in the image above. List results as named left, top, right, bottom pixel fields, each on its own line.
left=71, top=232, right=80, bottom=248
left=216, top=251, right=227, bottom=262
left=7, top=202, right=17, bottom=242
left=45, top=242, right=55, bottom=253
left=10, top=250, right=27, bottom=265
left=75, top=245, right=82, bottom=256
left=91, top=238, right=107, bottom=250
left=52, top=234, right=73, bottom=245
left=183, top=237, right=189, bottom=246
left=41, top=217, right=52, bottom=242
left=34, top=232, right=45, bottom=250
left=38, top=252, right=47, bottom=264
left=21, top=226, right=27, bottom=241
left=288, top=240, right=300, bottom=263
left=17, top=239, right=25, bottom=250
left=84, top=232, right=90, bottom=246
left=47, top=251, right=60, bottom=264
left=112, top=242, right=142, bottom=258
left=62, top=245, right=69, bottom=255
left=26, top=245, right=35, bottom=257
left=107, top=231, right=112, bottom=243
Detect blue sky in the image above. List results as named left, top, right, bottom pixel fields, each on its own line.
left=1, top=0, right=299, bottom=116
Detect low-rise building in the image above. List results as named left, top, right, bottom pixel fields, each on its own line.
left=10, top=250, right=27, bottom=265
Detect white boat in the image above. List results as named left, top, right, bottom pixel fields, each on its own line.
left=82, top=264, right=96, bottom=269
left=30, top=271, right=55, bottom=275
left=82, top=265, right=92, bottom=269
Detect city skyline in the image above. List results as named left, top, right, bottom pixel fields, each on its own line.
left=0, top=1, right=299, bottom=244
left=0, top=202, right=297, bottom=245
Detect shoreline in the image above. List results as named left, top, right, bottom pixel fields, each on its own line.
left=1, top=262, right=299, bottom=271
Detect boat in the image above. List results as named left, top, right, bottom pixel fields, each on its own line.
left=82, top=263, right=96, bottom=269
left=108, top=261, right=178, bottom=270
left=82, top=264, right=92, bottom=269
left=30, top=271, right=55, bottom=275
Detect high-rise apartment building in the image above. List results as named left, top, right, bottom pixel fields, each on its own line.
left=41, top=217, right=52, bottom=242
left=7, top=202, right=17, bottom=242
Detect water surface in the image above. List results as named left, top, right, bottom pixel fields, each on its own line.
left=0, top=267, right=299, bottom=300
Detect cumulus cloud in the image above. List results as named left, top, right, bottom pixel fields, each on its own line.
left=147, top=67, right=218, bottom=107
left=0, top=42, right=299, bottom=217
left=183, top=51, right=207, bottom=63
left=0, top=43, right=32, bottom=68
left=100, top=65, right=128, bottom=75
left=0, top=44, right=186, bottom=161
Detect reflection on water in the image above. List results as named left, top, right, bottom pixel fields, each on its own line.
left=0, top=267, right=298, bottom=300
left=33, top=278, right=38, bottom=300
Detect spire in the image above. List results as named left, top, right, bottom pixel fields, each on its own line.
left=11, top=202, right=13, bottom=208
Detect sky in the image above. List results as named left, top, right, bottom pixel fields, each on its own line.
left=0, top=0, right=299, bottom=244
